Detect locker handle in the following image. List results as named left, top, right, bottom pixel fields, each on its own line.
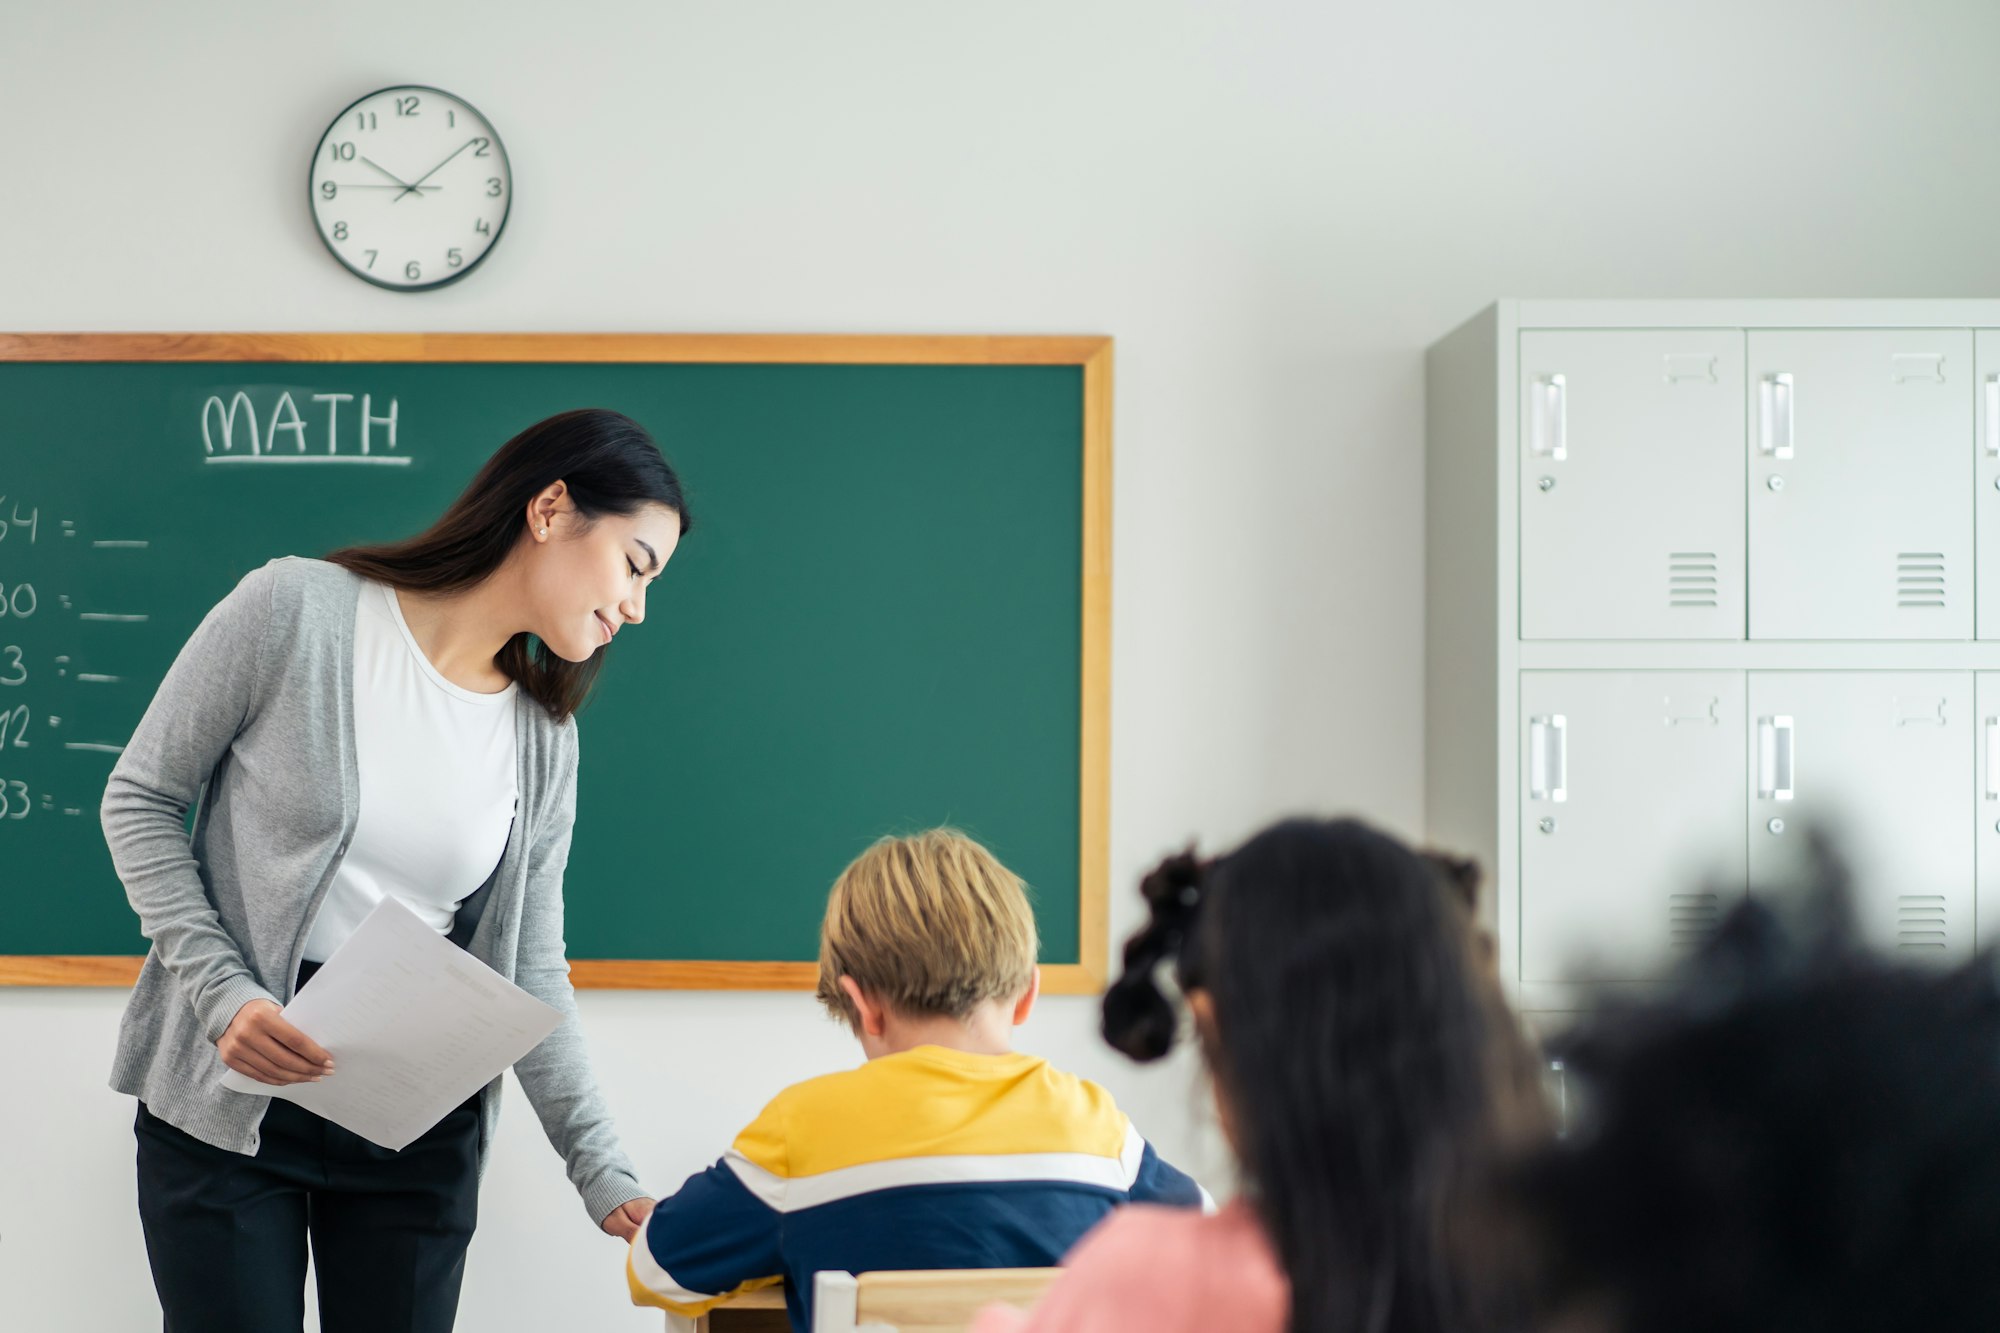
left=1987, top=718, right=1998, bottom=801
left=1758, top=715, right=1795, bottom=802
left=1529, top=714, right=1567, bottom=803
left=1530, top=374, right=1567, bottom=461
left=1986, top=376, right=2000, bottom=457
left=1759, top=373, right=1795, bottom=460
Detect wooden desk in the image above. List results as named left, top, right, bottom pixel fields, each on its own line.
left=669, top=1267, right=1052, bottom=1331
left=682, top=1285, right=789, bottom=1332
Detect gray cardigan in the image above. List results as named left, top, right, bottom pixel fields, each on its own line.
left=104, top=556, right=645, bottom=1224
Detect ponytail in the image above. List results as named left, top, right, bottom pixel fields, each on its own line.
left=1101, top=849, right=1206, bottom=1062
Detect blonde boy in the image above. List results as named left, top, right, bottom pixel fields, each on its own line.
left=628, top=830, right=1202, bottom=1332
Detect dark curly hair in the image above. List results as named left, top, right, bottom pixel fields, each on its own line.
left=1513, top=835, right=2000, bottom=1333
left=1104, top=817, right=1546, bottom=1333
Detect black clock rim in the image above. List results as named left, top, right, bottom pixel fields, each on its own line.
left=307, top=84, right=513, bottom=294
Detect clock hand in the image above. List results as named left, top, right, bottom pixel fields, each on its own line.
left=394, top=140, right=477, bottom=201
left=358, top=156, right=424, bottom=194
left=334, top=183, right=441, bottom=191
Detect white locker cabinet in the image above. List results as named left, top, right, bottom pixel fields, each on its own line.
left=1519, top=673, right=1747, bottom=983
left=1977, top=674, right=2000, bottom=948
left=1747, top=330, right=1973, bottom=640
left=1427, top=302, right=2000, bottom=1015
left=1746, top=672, right=1973, bottom=964
left=1519, top=331, right=1745, bottom=641
left=1977, top=333, right=2000, bottom=640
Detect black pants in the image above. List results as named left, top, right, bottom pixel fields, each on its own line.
left=134, top=966, right=482, bottom=1333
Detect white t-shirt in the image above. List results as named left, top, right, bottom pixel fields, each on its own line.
left=301, top=582, right=520, bottom=963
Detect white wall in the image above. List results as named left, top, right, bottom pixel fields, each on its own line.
left=7, top=1, right=2000, bottom=1327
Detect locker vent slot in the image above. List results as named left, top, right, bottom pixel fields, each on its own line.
left=1897, top=553, right=1947, bottom=610
left=1896, top=895, right=1948, bottom=950
left=1669, top=892, right=1721, bottom=949
left=1668, top=552, right=1718, bottom=609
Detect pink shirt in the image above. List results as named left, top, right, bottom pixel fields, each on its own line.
left=972, top=1200, right=1289, bottom=1333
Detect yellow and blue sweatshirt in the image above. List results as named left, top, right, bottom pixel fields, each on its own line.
left=626, top=1045, right=1204, bottom=1331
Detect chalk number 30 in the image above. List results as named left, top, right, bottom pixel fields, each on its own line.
left=308, top=85, right=511, bottom=292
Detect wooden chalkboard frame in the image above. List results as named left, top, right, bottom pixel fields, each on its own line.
left=0, top=333, right=1113, bottom=993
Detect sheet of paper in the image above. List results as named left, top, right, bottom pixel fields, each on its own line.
left=221, top=896, right=563, bottom=1150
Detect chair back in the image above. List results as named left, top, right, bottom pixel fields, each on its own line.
left=811, top=1267, right=1060, bottom=1333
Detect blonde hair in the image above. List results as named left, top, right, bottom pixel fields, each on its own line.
left=817, top=829, right=1039, bottom=1030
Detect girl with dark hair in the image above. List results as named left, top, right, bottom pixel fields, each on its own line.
left=104, top=409, right=688, bottom=1333
left=978, top=818, right=1544, bottom=1333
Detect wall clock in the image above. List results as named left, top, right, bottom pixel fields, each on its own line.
left=308, top=85, right=511, bottom=291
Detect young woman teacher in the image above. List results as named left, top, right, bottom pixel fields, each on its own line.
left=103, top=409, right=687, bottom=1332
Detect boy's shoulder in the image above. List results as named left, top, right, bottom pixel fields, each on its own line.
left=763, top=1047, right=1123, bottom=1117
left=733, top=1049, right=1134, bottom=1179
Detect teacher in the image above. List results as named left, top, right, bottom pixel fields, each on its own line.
left=102, top=409, right=686, bottom=1332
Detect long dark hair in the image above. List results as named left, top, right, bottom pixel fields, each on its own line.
left=327, top=409, right=689, bottom=722
left=1103, top=818, right=1543, bottom=1333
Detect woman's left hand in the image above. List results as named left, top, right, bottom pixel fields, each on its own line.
left=601, top=1197, right=657, bottom=1240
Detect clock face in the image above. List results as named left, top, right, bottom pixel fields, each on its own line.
left=308, top=86, right=511, bottom=291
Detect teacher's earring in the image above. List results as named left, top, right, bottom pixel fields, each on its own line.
left=537, top=527, right=548, bottom=538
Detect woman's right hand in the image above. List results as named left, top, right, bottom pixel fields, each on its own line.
left=218, top=999, right=336, bottom=1085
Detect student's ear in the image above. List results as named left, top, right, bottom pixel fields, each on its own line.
left=1184, top=987, right=1240, bottom=1155
left=1010, top=967, right=1042, bottom=1027
left=838, top=975, right=888, bottom=1038
left=1186, top=987, right=1217, bottom=1048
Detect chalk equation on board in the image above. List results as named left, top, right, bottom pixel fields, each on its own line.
left=5, top=385, right=417, bottom=832
left=0, top=494, right=151, bottom=823
left=201, top=389, right=410, bottom=465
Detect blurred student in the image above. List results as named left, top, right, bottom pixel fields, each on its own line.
left=1512, top=843, right=2000, bottom=1333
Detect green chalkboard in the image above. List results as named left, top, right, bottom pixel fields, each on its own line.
left=0, top=335, right=1110, bottom=990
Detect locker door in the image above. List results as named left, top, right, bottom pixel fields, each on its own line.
left=1977, top=675, right=2000, bottom=948
left=1748, top=673, right=1973, bottom=963
left=1520, top=672, right=1747, bottom=983
left=1747, top=331, right=1972, bottom=640
left=1520, top=331, right=1744, bottom=640
left=1976, top=334, right=2000, bottom=639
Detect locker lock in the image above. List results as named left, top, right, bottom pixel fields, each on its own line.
left=1766, top=475, right=1786, bottom=492
left=1767, top=818, right=1786, bottom=835
left=1538, top=817, right=1557, bottom=835
left=1537, top=477, right=1556, bottom=493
